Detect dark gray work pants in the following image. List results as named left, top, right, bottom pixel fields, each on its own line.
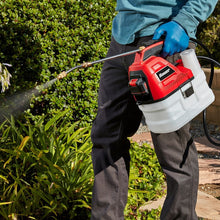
left=91, top=36, right=199, bottom=220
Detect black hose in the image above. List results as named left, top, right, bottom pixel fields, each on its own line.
left=190, top=38, right=215, bottom=88
left=197, top=55, right=220, bottom=146
left=191, top=38, right=220, bottom=146
left=196, top=56, right=220, bottom=68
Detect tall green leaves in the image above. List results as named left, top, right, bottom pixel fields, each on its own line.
left=0, top=109, right=93, bottom=219
left=0, top=110, right=165, bottom=219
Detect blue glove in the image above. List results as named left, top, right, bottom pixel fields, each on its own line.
left=153, top=21, right=189, bottom=57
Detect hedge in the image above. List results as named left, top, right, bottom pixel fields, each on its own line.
left=0, top=0, right=116, bottom=124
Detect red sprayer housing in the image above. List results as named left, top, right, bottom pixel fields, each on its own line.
left=128, top=41, right=194, bottom=103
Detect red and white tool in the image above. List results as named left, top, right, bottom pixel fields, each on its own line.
left=128, top=41, right=215, bottom=133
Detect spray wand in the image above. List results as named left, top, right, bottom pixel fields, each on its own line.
left=56, top=46, right=145, bottom=80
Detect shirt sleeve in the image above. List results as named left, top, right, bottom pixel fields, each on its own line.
left=172, top=0, right=218, bottom=37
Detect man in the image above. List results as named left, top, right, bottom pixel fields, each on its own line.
left=91, top=1, right=218, bottom=219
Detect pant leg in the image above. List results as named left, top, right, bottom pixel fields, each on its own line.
left=90, top=37, right=144, bottom=220
left=151, top=123, right=199, bottom=220
left=151, top=42, right=199, bottom=220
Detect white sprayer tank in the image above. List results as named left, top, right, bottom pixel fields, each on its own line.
left=139, top=49, right=215, bottom=133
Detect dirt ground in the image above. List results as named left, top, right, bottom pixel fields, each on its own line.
left=199, top=184, right=220, bottom=200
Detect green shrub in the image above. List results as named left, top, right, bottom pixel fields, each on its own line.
left=125, top=141, right=165, bottom=219
left=0, top=109, right=93, bottom=219
left=197, top=1, right=220, bottom=60
left=0, top=0, right=116, bottom=124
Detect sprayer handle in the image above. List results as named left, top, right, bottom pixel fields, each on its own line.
left=142, top=41, right=164, bottom=61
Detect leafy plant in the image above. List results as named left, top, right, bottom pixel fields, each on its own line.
left=0, top=109, right=93, bottom=219
left=0, top=63, right=12, bottom=93
left=125, top=141, right=165, bottom=219
left=0, top=112, right=166, bottom=219
left=0, top=0, right=116, bottom=125
left=197, top=1, right=220, bottom=60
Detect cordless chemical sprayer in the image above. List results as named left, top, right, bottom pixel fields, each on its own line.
left=57, top=40, right=220, bottom=144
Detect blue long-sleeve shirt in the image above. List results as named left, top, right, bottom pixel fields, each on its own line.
left=112, top=0, right=218, bottom=44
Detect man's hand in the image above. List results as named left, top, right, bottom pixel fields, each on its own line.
left=153, top=21, right=189, bottom=57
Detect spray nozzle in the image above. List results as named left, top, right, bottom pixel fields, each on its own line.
left=57, top=71, right=67, bottom=80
